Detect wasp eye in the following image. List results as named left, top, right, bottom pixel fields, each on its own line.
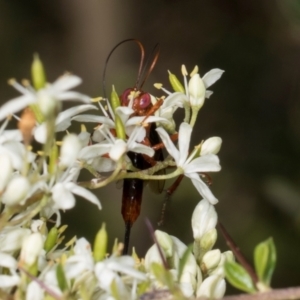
left=120, top=88, right=134, bottom=106
left=138, top=93, right=151, bottom=109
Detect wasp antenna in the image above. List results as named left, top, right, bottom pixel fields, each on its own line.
left=138, top=43, right=160, bottom=90
left=102, top=39, right=145, bottom=98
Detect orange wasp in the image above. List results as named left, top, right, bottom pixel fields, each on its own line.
left=102, top=39, right=165, bottom=254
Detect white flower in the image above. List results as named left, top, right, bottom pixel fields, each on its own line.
left=0, top=75, right=90, bottom=121
left=158, top=67, right=224, bottom=121
left=95, top=256, right=146, bottom=297
left=156, top=122, right=221, bottom=204
left=73, top=104, right=169, bottom=144
left=51, top=181, right=101, bottom=210
left=79, top=124, right=154, bottom=163
left=64, top=238, right=94, bottom=279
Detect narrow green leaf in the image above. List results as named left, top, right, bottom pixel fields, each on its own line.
left=254, top=237, right=276, bottom=286
left=224, top=261, right=257, bottom=293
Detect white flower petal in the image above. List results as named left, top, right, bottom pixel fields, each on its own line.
left=205, top=90, right=214, bottom=99
left=52, top=75, right=82, bottom=92
left=0, top=273, right=20, bottom=288
left=0, top=94, right=35, bottom=121
left=178, top=123, right=192, bottom=166
left=60, top=134, right=82, bottom=167
left=109, top=139, right=127, bottom=161
left=72, top=114, right=115, bottom=127
left=0, top=252, right=17, bottom=268
left=115, top=106, right=134, bottom=124
left=91, top=157, right=116, bottom=172
left=52, top=183, right=76, bottom=209
left=56, top=104, right=98, bottom=131
left=156, top=126, right=180, bottom=163
left=128, top=142, right=154, bottom=157
left=188, top=173, right=218, bottom=205
left=34, top=123, right=47, bottom=144
left=184, top=154, right=221, bottom=174
left=202, top=69, right=224, bottom=89
left=0, top=130, right=23, bottom=143
left=65, top=182, right=101, bottom=209
left=57, top=91, right=90, bottom=103
left=0, top=227, right=31, bottom=252
left=162, top=92, right=187, bottom=108
left=78, top=144, right=112, bottom=161
left=26, top=281, right=44, bottom=300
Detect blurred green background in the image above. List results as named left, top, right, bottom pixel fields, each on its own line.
left=1, top=0, right=300, bottom=292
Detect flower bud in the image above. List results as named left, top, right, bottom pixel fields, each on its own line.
left=44, top=226, right=58, bottom=253
left=194, top=229, right=218, bottom=263
left=37, top=89, right=60, bottom=118
left=2, top=175, right=30, bottom=206
left=60, top=134, right=82, bottom=168
left=20, top=232, right=44, bottom=266
left=31, top=54, right=46, bottom=90
left=0, top=153, right=13, bottom=193
left=210, top=250, right=234, bottom=276
left=168, top=71, right=185, bottom=93
left=196, top=275, right=226, bottom=299
left=192, top=199, right=218, bottom=241
left=155, top=230, right=173, bottom=258
left=93, top=223, right=108, bottom=262
left=201, top=249, right=221, bottom=274
left=179, top=271, right=197, bottom=297
left=188, top=74, right=206, bottom=109
left=200, top=137, right=222, bottom=156
left=111, top=86, right=125, bottom=140
left=145, top=245, right=163, bottom=271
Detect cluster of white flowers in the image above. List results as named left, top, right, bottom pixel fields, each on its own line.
left=0, top=55, right=229, bottom=299
left=145, top=199, right=233, bottom=298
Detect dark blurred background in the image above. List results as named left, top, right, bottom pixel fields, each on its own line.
left=1, top=0, right=300, bottom=292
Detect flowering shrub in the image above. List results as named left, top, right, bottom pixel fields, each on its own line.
left=0, top=54, right=278, bottom=300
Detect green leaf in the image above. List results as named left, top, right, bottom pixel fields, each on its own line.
left=254, top=237, right=276, bottom=286
left=224, top=261, right=257, bottom=293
